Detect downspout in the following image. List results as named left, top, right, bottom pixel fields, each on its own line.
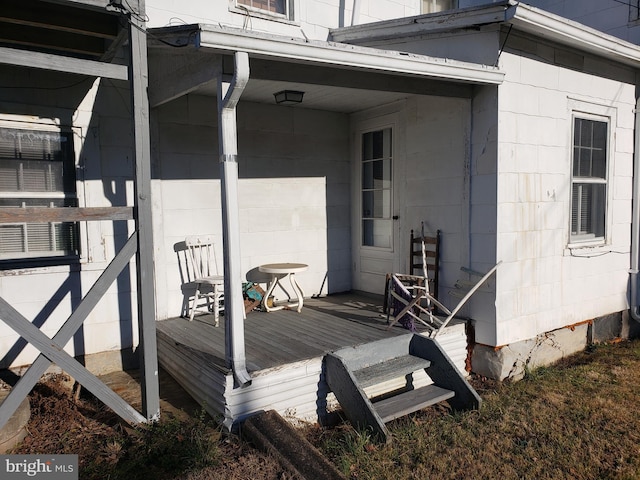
left=218, top=51, right=252, bottom=386
left=631, top=86, right=640, bottom=322
left=351, top=0, right=360, bottom=26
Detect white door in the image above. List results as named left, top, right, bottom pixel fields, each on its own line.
left=352, top=114, right=401, bottom=294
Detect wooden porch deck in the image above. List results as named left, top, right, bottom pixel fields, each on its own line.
left=157, top=293, right=407, bottom=374
left=156, top=292, right=469, bottom=428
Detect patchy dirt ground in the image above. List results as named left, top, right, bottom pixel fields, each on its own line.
left=9, top=374, right=286, bottom=480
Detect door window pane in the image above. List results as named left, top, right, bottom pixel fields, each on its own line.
left=361, top=128, right=392, bottom=247
left=362, top=219, right=392, bottom=249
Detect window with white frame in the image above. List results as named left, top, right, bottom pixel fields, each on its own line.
left=0, top=122, right=79, bottom=262
left=570, top=116, right=608, bottom=243
left=422, top=0, right=457, bottom=14
left=236, top=0, right=289, bottom=17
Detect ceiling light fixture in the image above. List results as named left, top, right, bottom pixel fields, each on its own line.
left=274, top=90, right=304, bottom=105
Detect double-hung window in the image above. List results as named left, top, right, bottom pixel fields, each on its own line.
left=0, top=122, right=79, bottom=262
left=422, top=0, right=457, bottom=14
left=236, top=0, right=290, bottom=19
left=570, top=116, right=608, bottom=244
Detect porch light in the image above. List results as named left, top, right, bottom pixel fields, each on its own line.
left=274, top=90, right=304, bottom=105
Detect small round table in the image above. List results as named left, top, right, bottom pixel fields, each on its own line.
left=258, top=263, right=308, bottom=312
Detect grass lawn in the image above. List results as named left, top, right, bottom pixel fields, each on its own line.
left=11, top=339, right=640, bottom=479
left=310, top=339, right=640, bottom=479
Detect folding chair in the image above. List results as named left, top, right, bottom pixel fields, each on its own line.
left=184, top=235, right=225, bottom=326
left=385, top=225, right=500, bottom=336
left=387, top=263, right=500, bottom=336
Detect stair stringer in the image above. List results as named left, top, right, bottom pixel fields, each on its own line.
left=409, top=334, right=481, bottom=411
left=324, top=353, right=390, bottom=443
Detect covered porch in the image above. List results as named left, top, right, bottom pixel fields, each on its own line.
left=148, top=24, right=501, bottom=429
left=156, top=292, right=469, bottom=428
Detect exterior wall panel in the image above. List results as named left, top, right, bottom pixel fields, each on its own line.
left=494, top=48, right=635, bottom=346
left=153, top=97, right=351, bottom=320
left=0, top=68, right=139, bottom=368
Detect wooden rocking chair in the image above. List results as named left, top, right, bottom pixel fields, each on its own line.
left=385, top=225, right=500, bottom=336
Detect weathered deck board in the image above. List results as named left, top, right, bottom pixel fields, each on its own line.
left=157, top=293, right=409, bottom=373
left=156, top=293, right=469, bottom=427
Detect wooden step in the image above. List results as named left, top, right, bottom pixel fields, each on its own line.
left=373, top=384, right=455, bottom=423
left=353, top=355, right=431, bottom=389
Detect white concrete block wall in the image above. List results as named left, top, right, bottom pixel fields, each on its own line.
left=467, top=84, right=499, bottom=343
left=152, top=96, right=351, bottom=319
left=402, top=96, right=472, bottom=309
left=146, top=0, right=421, bottom=41
left=493, top=49, right=635, bottom=347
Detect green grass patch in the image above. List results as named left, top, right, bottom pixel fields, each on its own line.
left=312, top=340, right=640, bottom=480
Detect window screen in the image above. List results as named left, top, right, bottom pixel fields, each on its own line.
left=237, top=0, right=287, bottom=15
left=0, top=126, right=78, bottom=260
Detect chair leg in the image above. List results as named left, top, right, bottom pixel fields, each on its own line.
left=190, top=285, right=201, bottom=321
left=213, top=288, right=220, bottom=327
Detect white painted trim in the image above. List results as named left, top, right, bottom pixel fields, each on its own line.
left=351, top=110, right=403, bottom=293
left=566, top=99, right=618, bottom=251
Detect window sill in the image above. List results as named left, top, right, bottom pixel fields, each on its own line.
left=0, top=256, right=81, bottom=274
left=564, top=241, right=628, bottom=258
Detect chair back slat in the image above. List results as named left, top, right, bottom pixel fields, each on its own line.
left=409, top=226, right=440, bottom=300
left=185, top=235, right=219, bottom=279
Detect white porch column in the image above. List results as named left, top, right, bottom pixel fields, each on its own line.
left=218, top=52, right=252, bottom=387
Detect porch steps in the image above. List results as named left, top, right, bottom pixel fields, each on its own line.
left=325, top=334, right=481, bottom=443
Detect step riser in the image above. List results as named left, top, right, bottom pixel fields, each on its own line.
left=331, top=335, right=413, bottom=370
left=354, top=354, right=431, bottom=389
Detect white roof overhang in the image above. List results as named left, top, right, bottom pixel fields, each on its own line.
left=507, top=3, right=640, bottom=68
left=193, top=24, right=504, bottom=85
left=330, top=0, right=640, bottom=69
left=148, top=24, right=504, bottom=109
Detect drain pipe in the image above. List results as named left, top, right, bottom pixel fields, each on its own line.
left=630, top=87, right=640, bottom=323
left=351, top=0, right=361, bottom=26
left=218, top=51, right=252, bottom=386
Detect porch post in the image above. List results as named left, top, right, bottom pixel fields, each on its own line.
left=218, top=52, right=252, bottom=387
left=128, top=0, right=161, bottom=419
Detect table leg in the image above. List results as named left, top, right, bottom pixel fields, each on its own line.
left=262, top=274, right=280, bottom=312
left=289, top=273, right=305, bottom=313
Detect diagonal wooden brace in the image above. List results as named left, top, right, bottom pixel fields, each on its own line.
left=0, top=233, right=143, bottom=430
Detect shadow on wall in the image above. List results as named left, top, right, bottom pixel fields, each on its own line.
left=0, top=75, right=137, bottom=376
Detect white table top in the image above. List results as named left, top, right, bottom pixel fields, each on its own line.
left=259, top=263, right=308, bottom=274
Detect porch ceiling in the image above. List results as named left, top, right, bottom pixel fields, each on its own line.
left=191, top=76, right=417, bottom=114
left=147, top=24, right=504, bottom=111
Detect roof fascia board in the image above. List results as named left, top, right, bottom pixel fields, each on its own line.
left=0, top=45, right=128, bottom=80
left=509, top=4, right=640, bottom=68
left=330, top=1, right=513, bottom=44
left=331, top=0, right=640, bottom=69
left=194, top=25, right=503, bottom=85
